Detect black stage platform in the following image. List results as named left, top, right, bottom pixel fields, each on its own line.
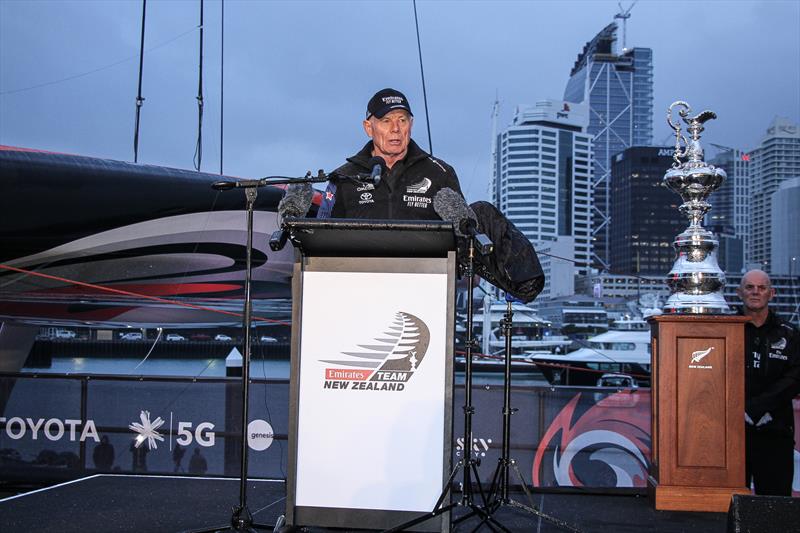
left=0, top=474, right=728, bottom=532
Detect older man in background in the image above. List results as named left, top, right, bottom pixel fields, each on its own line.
left=738, top=269, right=800, bottom=495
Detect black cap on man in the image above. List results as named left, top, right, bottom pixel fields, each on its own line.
left=366, top=88, right=413, bottom=119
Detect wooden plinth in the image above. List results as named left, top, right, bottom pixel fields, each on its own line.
left=648, top=314, right=750, bottom=512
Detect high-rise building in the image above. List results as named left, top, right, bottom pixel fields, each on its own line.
left=492, top=100, right=593, bottom=277
left=563, top=22, right=654, bottom=269
left=609, top=146, right=684, bottom=276
left=534, top=236, right=576, bottom=300
left=771, top=177, right=800, bottom=276
left=707, top=147, right=751, bottom=273
left=749, top=117, right=800, bottom=272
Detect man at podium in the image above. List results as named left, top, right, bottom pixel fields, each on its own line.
left=317, top=88, right=464, bottom=219
left=738, top=269, right=800, bottom=496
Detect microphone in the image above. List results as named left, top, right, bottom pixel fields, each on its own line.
left=433, top=188, right=493, bottom=255
left=327, top=158, right=385, bottom=187
left=367, top=156, right=386, bottom=187
left=269, top=183, right=314, bottom=251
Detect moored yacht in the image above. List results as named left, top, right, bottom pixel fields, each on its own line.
left=529, top=329, right=651, bottom=387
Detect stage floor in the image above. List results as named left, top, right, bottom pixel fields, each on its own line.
left=0, top=474, right=728, bottom=532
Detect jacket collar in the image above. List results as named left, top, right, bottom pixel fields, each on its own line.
left=737, top=307, right=781, bottom=329
left=347, top=139, right=429, bottom=171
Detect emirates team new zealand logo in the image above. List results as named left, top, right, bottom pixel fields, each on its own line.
left=321, top=311, right=430, bottom=392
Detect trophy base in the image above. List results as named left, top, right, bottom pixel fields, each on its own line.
left=663, top=290, right=732, bottom=315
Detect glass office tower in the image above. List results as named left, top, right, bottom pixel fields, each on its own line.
left=563, top=22, right=653, bottom=270
left=609, top=147, right=685, bottom=276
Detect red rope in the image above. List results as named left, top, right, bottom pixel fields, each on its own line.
left=533, top=360, right=649, bottom=380
left=0, top=263, right=289, bottom=326
left=453, top=350, right=649, bottom=380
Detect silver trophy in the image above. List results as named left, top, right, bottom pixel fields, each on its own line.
left=662, top=101, right=730, bottom=314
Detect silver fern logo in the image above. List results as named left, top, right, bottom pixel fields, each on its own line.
left=690, top=347, right=713, bottom=364
left=689, top=346, right=714, bottom=369
left=321, top=311, right=430, bottom=391
left=406, top=178, right=432, bottom=194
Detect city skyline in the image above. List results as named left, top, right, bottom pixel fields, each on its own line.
left=1, top=1, right=798, bottom=204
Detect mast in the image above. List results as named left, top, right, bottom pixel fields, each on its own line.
left=489, top=93, right=499, bottom=202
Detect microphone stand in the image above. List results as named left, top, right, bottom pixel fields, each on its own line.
left=383, top=232, right=504, bottom=533
left=192, top=172, right=325, bottom=533
left=478, top=299, right=581, bottom=533
left=210, top=168, right=379, bottom=192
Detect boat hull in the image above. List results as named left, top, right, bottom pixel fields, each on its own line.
left=0, top=146, right=303, bottom=327
left=533, top=358, right=651, bottom=387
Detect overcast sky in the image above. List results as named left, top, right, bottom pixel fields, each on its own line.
left=1, top=0, right=798, bottom=202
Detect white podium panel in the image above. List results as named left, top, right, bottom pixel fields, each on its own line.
left=298, top=270, right=447, bottom=510
left=287, top=255, right=454, bottom=531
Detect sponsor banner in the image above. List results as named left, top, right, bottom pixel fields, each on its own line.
left=0, top=376, right=286, bottom=481
left=3, top=375, right=800, bottom=494
left=296, top=270, right=448, bottom=512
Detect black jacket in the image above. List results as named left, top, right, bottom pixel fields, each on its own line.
left=742, top=309, right=800, bottom=434
left=318, top=140, right=463, bottom=220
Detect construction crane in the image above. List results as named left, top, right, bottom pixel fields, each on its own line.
left=615, top=2, right=637, bottom=51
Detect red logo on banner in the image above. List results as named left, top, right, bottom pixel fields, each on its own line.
left=532, top=391, right=651, bottom=488
left=325, top=368, right=372, bottom=381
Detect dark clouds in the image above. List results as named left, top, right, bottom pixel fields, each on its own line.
left=1, top=0, right=798, bottom=201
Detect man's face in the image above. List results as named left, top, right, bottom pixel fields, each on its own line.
left=738, top=271, right=775, bottom=313
left=363, top=109, right=412, bottom=162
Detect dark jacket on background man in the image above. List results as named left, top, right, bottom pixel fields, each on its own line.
left=743, top=309, right=800, bottom=434
left=318, top=139, right=463, bottom=220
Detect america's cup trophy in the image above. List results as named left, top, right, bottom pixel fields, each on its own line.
left=662, top=101, right=730, bottom=314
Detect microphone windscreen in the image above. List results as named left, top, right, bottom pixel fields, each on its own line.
left=278, top=182, right=314, bottom=223
left=367, top=156, right=387, bottom=172
left=433, top=187, right=476, bottom=237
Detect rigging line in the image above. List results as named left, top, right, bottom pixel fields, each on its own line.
left=537, top=250, right=666, bottom=286
left=0, top=263, right=290, bottom=326
left=193, top=0, right=205, bottom=172
left=133, top=0, right=147, bottom=164
left=155, top=356, right=223, bottom=423
left=0, top=25, right=199, bottom=97
left=219, top=0, right=225, bottom=175
left=133, top=327, right=164, bottom=370
left=412, top=0, right=433, bottom=155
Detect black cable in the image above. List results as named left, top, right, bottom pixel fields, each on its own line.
left=412, top=0, right=433, bottom=155
left=133, top=0, right=147, bottom=163
left=257, top=340, right=287, bottom=481
left=193, top=0, right=204, bottom=171
left=219, top=0, right=225, bottom=175
left=538, top=250, right=667, bottom=286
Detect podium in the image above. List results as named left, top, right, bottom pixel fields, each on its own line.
left=648, top=314, right=750, bottom=512
left=283, top=219, right=456, bottom=532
